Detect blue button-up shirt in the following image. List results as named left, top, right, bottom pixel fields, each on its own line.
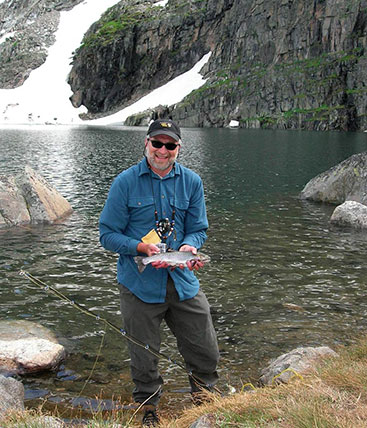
left=99, top=158, right=208, bottom=303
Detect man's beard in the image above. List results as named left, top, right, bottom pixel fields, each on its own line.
left=145, top=148, right=177, bottom=171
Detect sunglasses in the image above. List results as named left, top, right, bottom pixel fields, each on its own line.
left=149, top=139, right=179, bottom=151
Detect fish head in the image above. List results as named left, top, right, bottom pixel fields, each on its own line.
left=197, top=253, right=211, bottom=264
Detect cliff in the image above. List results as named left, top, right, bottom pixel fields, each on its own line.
left=68, top=0, right=217, bottom=118
left=68, top=0, right=367, bottom=130
left=3, top=0, right=367, bottom=130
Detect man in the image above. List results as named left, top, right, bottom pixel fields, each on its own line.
left=99, top=119, right=220, bottom=426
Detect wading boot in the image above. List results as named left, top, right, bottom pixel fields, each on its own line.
left=142, top=405, right=159, bottom=427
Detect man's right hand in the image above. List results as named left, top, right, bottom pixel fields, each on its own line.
left=136, top=242, right=160, bottom=257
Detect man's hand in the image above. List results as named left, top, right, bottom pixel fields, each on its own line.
left=137, top=242, right=160, bottom=257
left=151, top=261, right=170, bottom=269
left=179, top=244, right=197, bottom=254
left=137, top=242, right=169, bottom=269
left=179, top=245, right=204, bottom=271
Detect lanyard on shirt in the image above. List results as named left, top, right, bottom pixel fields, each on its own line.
left=148, top=164, right=177, bottom=243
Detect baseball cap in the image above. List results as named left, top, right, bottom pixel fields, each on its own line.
left=147, top=119, right=181, bottom=141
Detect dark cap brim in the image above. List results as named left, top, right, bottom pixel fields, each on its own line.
left=149, top=130, right=180, bottom=141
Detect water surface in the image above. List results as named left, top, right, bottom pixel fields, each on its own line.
left=1, top=125, right=367, bottom=414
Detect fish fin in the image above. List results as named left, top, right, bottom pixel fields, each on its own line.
left=134, top=256, right=147, bottom=273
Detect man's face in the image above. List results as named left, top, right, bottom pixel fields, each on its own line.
left=145, top=134, right=180, bottom=173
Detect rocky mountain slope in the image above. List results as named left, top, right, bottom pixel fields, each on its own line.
left=2, top=0, right=367, bottom=130
left=68, top=0, right=367, bottom=130
left=0, top=0, right=83, bottom=88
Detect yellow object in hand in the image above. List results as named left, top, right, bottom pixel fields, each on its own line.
left=141, top=228, right=161, bottom=244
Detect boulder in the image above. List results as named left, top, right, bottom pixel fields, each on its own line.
left=0, top=320, right=66, bottom=375
left=189, top=414, right=218, bottom=428
left=259, top=346, right=337, bottom=386
left=300, top=152, right=367, bottom=205
left=26, top=416, right=65, bottom=428
left=330, top=200, right=367, bottom=229
left=0, top=375, right=24, bottom=417
left=0, top=176, right=31, bottom=225
left=0, top=166, right=72, bottom=228
left=124, top=105, right=171, bottom=126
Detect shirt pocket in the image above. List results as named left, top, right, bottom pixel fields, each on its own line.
left=127, top=197, right=155, bottom=225
left=170, top=197, right=189, bottom=222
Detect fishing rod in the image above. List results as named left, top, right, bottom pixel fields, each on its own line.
left=19, top=270, right=220, bottom=394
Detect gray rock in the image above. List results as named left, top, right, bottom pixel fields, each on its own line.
left=0, top=375, right=24, bottom=417
left=26, top=416, right=65, bottom=428
left=0, top=320, right=66, bottom=375
left=259, top=346, right=337, bottom=386
left=300, top=152, right=367, bottom=205
left=330, top=200, right=367, bottom=229
left=0, top=175, right=31, bottom=226
left=0, top=166, right=72, bottom=229
left=190, top=414, right=217, bottom=428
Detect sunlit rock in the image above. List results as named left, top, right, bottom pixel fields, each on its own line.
left=0, top=175, right=31, bottom=226
left=0, top=375, right=24, bottom=417
left=330, top=200, right=367, bottom=229
left=259, top=346, right=337, bottom=386
left=300, top=152, right=367, bottom=205
left=190, top=414, right=217, bottom=428
left=0, top=166, right=73, bottom=228
left=0, top=320, right=66, bottom=375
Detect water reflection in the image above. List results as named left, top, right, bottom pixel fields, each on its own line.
left=1, top=126, right=367, bottom=414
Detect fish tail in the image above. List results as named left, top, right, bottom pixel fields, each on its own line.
left=134, top=256, right=147, bottom=273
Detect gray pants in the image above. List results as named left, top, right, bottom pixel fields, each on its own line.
left=119, top=276, right=220, bottom=406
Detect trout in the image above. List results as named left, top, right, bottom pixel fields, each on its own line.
left=134, top=251, right=210, bottom=273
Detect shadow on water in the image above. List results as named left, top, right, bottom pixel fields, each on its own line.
left=1, top=126, right=367, bottom=417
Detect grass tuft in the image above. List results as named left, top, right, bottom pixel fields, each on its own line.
left=3, top=336, right=367, bottom=426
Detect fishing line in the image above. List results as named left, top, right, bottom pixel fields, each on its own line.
left=19, top=270, right=221, bottom=395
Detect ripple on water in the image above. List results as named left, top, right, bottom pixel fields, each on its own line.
left=1, top=127, right=367, bottom=414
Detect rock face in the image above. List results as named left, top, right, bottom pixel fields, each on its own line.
left=259, top=346, right=337, bottom=386
left=4, top=0, right=367, bottom=129
left=0, top=375, right=24, bottom=416
left=330, top=200, right=367, bottom=228
left=0, top=320, right=66, bottom=375
left=67, top=0, right=367, bottom=130
left=0, top=166, right=73, bottom=228
left=0, top=0, right=84, bottom=89
left=68, top=0, right=214, bottom=118
left=300, top=152, right=367, bottom=205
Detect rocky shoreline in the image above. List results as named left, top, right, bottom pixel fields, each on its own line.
left=0, top=320, right=66, bottom=426
left=0, top=318, right=337, bottom=428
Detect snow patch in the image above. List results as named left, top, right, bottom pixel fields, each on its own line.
left=155, top=0, right=169, bottom=6
left=0, top=0, right=210, bottom=126
left=91, top=52, right=211, bottom=125
left=0, top=31, right=15, bottom=44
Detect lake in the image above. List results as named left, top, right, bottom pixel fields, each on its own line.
left=1, top=125, right=367, bottom=416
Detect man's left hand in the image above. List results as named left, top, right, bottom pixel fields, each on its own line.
left=179, top=245, right=204, bottom=271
